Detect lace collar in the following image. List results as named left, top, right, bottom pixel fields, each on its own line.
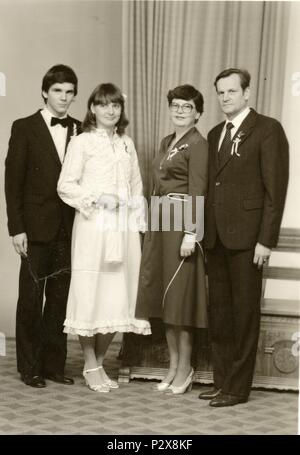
left=93, top=127, right=118, bottom=140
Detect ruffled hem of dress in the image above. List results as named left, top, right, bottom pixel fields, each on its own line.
left=63, top=319, right=151, bottom=337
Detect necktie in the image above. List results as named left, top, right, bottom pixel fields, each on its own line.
left=218, top=122, right=234, bottom=164
left=51, top=117, right=70, bottom=128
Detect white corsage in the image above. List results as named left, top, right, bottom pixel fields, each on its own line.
left=231, top=131, right=245, bottom=157
left=167, top=143, right=189, bottom=161
left=123, top=141, right=129, bottom=154
left=159, top=143, right=189, bottom=170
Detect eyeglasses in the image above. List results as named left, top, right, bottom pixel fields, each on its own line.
left=170, top=102, right=194, bottom=114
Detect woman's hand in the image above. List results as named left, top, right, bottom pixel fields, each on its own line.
left=97, top=193, right=120, bottom=210
left=180, top=233, right=196, bottom=257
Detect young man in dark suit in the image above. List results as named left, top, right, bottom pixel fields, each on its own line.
left=5, top=64, right=81, bottom=387
left=200, top=68, right=289, bottom=406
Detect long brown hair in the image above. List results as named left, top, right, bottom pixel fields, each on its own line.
left=82, top=83, right=128, bottom=135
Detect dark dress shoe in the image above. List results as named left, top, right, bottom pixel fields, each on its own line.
left=45, top=373, right=74, bottom=385
left=198, top=387, right=221, bottom=400
left=209, top=393, right=248, bottom=407
left=21, top=374, right=46, bottom=388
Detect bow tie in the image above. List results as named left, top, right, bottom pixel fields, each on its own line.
left=51, top=117, right=70, bottom=128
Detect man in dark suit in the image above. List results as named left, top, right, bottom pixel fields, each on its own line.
left=5, top=64, right=81, bottom=387
left=199, top=68, right=289, bottom=406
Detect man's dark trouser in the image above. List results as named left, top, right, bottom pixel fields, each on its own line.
left=16, top=228, right=71, bottom=377
left=206, top=236, right=263, bottom=398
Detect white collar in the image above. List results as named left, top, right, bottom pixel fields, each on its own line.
left=41, top=107, right=68, bottom=123
left=225, top=107, right=250, bottom=130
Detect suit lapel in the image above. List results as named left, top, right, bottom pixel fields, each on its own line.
left=231, top=108, right=257, bottom=145
left=211, top=123, right=224, bottom=171
left=216, top=109, right=258, bottom=175
left=167, top=126, right=199, bottom=150
left=32, top=111, right=62, bottom=167
left=161, top=127, right=200, bottom=160
left=65, top=117, right=74, bottom=153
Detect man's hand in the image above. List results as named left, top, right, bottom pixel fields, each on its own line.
left=180, top=233, right=196, bottom=258
left=253, top=242, right=271, bottom=269
left=12, top=233, right=28, bottom=257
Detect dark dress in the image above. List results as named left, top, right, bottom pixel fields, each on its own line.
left=135, top=127, right=208, bottom=328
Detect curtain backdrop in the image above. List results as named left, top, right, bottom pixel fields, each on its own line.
left=122, top=1, right=290, bottom=195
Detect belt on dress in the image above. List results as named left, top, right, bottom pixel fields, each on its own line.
left=166, top=192, right=189, bottom=202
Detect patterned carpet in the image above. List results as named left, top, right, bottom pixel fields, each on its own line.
left=0, top=339, right=298, bottom=435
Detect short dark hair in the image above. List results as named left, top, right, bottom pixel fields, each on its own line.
left=82, top=83, right=128, bottom=136
left=41, top=64, right=78, bottom=102
left=167, top=84, right=204, bottom=121
left=214, top=68, right=251, bottom=91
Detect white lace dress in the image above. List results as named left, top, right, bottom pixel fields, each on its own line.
left=57, top=128, right=151, bottom=336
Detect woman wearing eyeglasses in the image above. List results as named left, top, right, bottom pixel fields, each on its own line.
left=57, top=83, right=151, bottom=392
left=135, top=85, right=208, bottom=394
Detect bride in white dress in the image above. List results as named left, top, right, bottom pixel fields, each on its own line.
left=57, top=83, right=151, bottom=392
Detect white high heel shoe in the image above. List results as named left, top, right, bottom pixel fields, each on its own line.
left=155, top=369, right=177, bottom=391
left=156, top=381, right=172, bottom=392
left=98, top=366, right=119, bottom=389
left=83, top=367, right=110, bottom=393
left=166, top=369, right=194, bottom=395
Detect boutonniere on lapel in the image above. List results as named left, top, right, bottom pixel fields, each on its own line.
left=71, top=123, right=78, bottom=137
left=231, top=131, right=245, bottom=157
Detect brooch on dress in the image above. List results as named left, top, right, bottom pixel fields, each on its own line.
left=160, top=143, right=189, bottom=169
left=123, top=141, right=129, bottom=154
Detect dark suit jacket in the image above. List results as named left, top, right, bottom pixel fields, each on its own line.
left=5, top=110, right=82, bottom=242
left=204, top=109, right=289, bottom=250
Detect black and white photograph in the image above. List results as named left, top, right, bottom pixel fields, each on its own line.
left=0, top=0, right=299, bottom=438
